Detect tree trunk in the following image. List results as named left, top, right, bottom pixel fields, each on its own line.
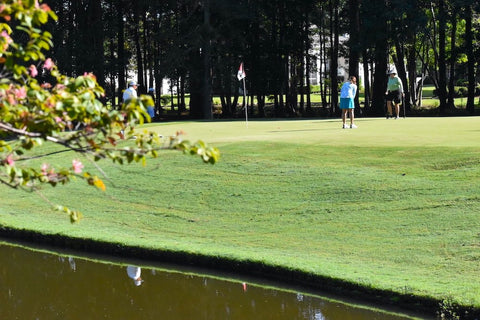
left=362, top=50, right=371, bottom=111
left=348, top=0, right=360, bottom=112
left=319, top=24, right=326, bottom=108
left=154, top=43, right=162, bottom=113
left=202, top=0, right=213, bottom=119
left=465, top=5, right=475, bottom=114
left=86, top=0, right=105, bottom=87
left=437, top=0, right=448, bottom=114
left=406, top=40, right=417, bottom=107
left=133, top=6, right=144, bottom=93
left=447, top=10, right=457, bottom=109
left=109, top=38, right=116, bottom=105
left=393, top=40, right=409, bottom=111
left=116, top=0, right=126, bottom=105
left=329, top=0, right=339, bottom=115
left=370, top=0, right=388, bottom=115
left=371, top=47, right=388, bottom=115
left=304, top=9, right=312, bottom=114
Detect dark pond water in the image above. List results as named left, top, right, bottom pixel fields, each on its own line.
left=0, top=241, right=429, bottom=320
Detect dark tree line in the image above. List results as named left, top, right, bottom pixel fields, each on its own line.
left=44, top=0, right=480, bottom=119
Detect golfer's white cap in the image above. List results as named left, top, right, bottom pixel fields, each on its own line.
left=128, top=80, right=137, bottom=87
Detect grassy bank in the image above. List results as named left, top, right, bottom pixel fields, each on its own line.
left=1, top=117, right=479, bottom=316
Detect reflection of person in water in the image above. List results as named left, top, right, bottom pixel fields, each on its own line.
left=126, top=266, right=142, bottom=286
left=68, top=257, right=76, bottom=271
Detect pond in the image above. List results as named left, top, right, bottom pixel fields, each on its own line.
left=0, top=240, right=430, bottom=319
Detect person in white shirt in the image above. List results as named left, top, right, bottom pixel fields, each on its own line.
left=339, top=76, right=358, bottom=129
left=120, top=81, right=138, bottom=138
left=122, top=80, right=138, bottom=103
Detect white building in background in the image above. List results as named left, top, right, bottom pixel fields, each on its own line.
left=125, top=68, right=177, bottom=96
left=308, top=32, right=365, bottom=87
left=161, top=78, right=177, bottom=95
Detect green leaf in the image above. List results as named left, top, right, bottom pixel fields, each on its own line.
left=36, top=10, right=48, bottom=24
left=74, top=77, right=84, bottom=89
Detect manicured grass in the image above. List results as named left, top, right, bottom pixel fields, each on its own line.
left=1, top=117, right=480, bottom=311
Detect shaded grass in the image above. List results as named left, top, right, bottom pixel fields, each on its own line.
left=0, top=117, right=480, bottom=312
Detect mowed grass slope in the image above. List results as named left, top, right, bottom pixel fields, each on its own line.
left=1, top=117, right=479, bottom=308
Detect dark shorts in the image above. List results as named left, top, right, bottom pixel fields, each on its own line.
left=386, top=90, right=401, bottom=104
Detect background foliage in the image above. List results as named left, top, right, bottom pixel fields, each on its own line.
left=44, top=0, right=480, bottom=118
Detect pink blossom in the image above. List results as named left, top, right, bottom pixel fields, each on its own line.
left=1, top=30, right=12, bottom=44
left=41, top=163, right=49, bottom=175
left=43, top=58, right=54, bottom=70
left=54, top=84, right=66, bottom=90
left=41, top=163, right=56, bottom=178
left=72, top=159, right=84, bottom=174
left=83, top=72, right=97, bottom=81
left=45, top=97, right=55, bottom=109
left=54, top=116, right=63, bottom=123
left=40, top=4, right=51, bottom=12
left=29, top=65, right=38, bottom=77
left=5, top=154, right=15, bottom=166
left=14, top=87, right=27, bottom=100
left=1, top=30, right=12, bottom=51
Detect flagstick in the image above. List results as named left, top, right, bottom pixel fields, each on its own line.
left=242, top=77, right=248, bottom=128
left=237, top=62, right=248, bottom=128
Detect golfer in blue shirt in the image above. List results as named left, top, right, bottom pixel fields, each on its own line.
left=340, top=76, right=358, bottom=129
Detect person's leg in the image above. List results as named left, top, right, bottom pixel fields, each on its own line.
left=342, top=109, right=347, bottom=127
left=386, top=100, right=393, bottom=118
left=350, top=109, right=357, bottom=128
left=394, top=102, right=400, bottom=118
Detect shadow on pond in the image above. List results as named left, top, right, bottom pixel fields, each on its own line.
left=0, top=240, right=430, bottom=320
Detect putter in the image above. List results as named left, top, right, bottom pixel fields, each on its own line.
left=385, top=94, right=389, bottom=119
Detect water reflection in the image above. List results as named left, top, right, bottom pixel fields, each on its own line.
left=0, top=242, right=425, bottom=320
left=127, top=265, right=144, bottom=286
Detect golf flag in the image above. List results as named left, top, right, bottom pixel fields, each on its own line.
left=237, top=62, right=246, bottom=81
left=237, top=62, right=248, bottom=127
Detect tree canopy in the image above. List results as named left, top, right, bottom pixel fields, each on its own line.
left=44, top=0, right=479, bottom=118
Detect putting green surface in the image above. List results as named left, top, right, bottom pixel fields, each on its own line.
left=144, top=116, right=479, bottom=147
left=1, top=116, right=479, bottom=312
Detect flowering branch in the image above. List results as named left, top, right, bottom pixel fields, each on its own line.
left=0, top=1, right=220, bottom=222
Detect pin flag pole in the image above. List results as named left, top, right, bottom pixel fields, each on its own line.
left=237, top=62, right=248, bottom=128
left=242, top=77, right=248, bottom=128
